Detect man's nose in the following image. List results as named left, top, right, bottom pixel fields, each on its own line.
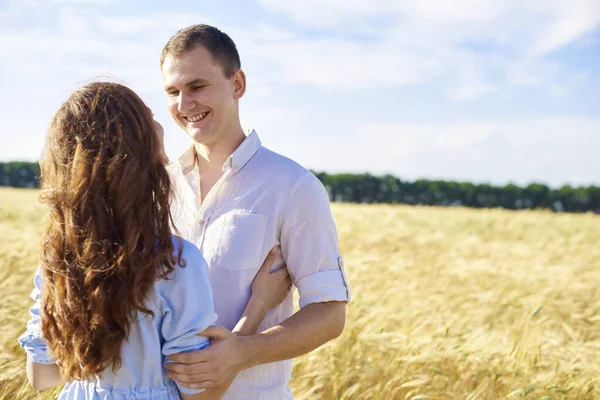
left=177, top=92, right=195, bottom=113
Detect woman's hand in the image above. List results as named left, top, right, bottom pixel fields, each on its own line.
left=250, top=247, right=292, bottom=313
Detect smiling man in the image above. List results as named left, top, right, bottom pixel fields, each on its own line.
left=160, top=24, right=351, bottom=399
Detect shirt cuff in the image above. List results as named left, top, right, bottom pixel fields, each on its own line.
left=296, top=269, right=351, bottom=308
left=176, top=383, right=205, bottom=395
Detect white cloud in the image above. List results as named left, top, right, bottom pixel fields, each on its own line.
left=245, top=39, right=444, bottom=89
left=258, top=0, right=390, bottom=29
left=2, top=0, right=597, bottom=100
left=448, top=82, right=498, bottom=101
left=256, top=0, right=600, bottom=98
left=258, top=0, right=600, bottom=55
left=98, top=13, right=218, bottom=37
left=447, top=67, right=499, bottom=101
left=528, top=0, right=600, bottom=55
left=98, top=15, right=161, bottom=36
left=21, top=0, right=116, bottom=5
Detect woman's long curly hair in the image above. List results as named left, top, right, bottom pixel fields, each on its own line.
left=39, top=82, right=181, bottom=380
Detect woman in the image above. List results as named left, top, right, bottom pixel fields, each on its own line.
left=18, top=82, right=290, bottom=399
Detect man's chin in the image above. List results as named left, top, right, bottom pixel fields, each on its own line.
left=187, top=129, right=214, bottom=145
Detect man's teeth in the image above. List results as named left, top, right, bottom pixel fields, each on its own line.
left=188, top=112, right=209, bottom=122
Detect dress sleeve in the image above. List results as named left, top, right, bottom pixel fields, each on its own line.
left=17, top=267, right=56, bottom=364
left=159, top=243, right=218, bottom=395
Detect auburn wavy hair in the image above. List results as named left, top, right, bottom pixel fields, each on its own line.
left=39, top=82, right=181, bottom=380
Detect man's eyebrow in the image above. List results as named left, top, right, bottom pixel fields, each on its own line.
left=164, top=78, right=210, bottom=92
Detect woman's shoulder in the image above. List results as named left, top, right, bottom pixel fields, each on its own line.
left=153, top=235, right=214, bottom=311
left=171, top=235, right=206, bottom=266
left=156, top=235, right=210, bottom=291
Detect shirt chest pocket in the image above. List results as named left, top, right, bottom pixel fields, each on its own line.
left=205, top=213, right=269, bottom=271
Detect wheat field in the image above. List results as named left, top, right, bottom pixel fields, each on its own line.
left=1, top=187, right=599, bottom=399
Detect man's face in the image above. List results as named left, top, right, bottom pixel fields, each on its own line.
left=161, top=46, right=241, bottom=146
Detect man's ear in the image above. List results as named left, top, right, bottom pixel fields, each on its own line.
left=232, top=69, right=246, bottom=99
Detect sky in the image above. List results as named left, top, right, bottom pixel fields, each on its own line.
left=0, top=0, right=599, bottom=188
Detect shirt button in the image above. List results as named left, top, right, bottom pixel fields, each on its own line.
left=234, top=164, right=240, bottom=170
left=198, top=218, right=205, bottom=225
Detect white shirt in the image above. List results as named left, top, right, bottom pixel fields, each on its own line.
left=167, top=129, right=351, bottom=400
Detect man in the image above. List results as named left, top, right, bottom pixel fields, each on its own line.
left=161, top=24, right=350, bottom=399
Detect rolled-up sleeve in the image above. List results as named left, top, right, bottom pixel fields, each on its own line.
left=280, top=173, right=351, bottom=308
left=18, top=268, right=56, bottom=364
left=159, top=245, right=218, bottom=395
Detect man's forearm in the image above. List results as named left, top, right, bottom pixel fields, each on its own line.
left=163, top=302, right=346, bottom=389
left=239, top=301, right=346, bottom=369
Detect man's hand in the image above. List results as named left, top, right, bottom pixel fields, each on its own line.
left=166, top=326, right=249, bottom=390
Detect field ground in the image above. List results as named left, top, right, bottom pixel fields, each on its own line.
left=1, top=187, right=599, bottom=399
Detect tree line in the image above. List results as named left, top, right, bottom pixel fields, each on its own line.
left=0, top=162, right=40, bottom=189
left=314, top=172, right=599, bottom=213
left=1, top=162, right=598, bottom=213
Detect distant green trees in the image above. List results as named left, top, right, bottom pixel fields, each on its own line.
left=1, top=162, right=598, bottom=213
left=0, top=162, right=40, bottom=188
left=313, top=172, right=600, bottom=213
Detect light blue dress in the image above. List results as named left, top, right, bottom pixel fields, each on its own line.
left=18, top=236, right=218, bottom=399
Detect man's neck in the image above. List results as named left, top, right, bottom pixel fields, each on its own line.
left=194, top=128, right=246, bottom=174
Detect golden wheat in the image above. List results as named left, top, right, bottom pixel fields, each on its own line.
left=1, top=187, right=598, bottom=399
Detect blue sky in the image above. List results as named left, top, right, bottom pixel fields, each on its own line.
left=0, top=0, right=599, bottom=187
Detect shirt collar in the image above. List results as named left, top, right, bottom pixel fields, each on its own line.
left=177, top=146, right=197, bottom=175
left=177, top=129, right=262, bottom=175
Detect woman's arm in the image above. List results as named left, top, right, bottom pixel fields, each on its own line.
left=20, top=269, right=64, bottom=391
left=26, top=358, right=63, bottom=391
left=233, top=248, right=291, bottom=336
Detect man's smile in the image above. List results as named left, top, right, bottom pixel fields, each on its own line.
left=185, top=111, right=210, bottom=122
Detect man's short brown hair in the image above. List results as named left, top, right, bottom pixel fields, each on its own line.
left=160, top=24, right=241, bottom=78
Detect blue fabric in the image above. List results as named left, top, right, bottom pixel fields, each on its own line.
left=18, top=236, right=218, bottom=399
